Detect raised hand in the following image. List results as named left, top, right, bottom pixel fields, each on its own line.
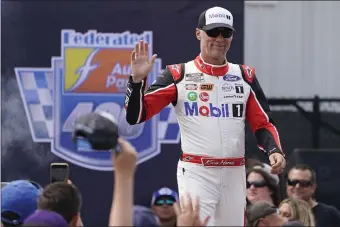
left=174, top=193, right=210, bottom=227
left=112, top=137, right=137, bottom=175
left=131, top=40, right=157, bottom=83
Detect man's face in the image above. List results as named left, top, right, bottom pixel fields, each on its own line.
left=286, top=169, right=316, bottom=201
left=152, top=196, right=176, bottom=221
left=196, top=27, right=233, bottom=60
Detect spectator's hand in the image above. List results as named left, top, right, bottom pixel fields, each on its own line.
left=131, top=40, right=157, bottom=83
left=269, top=153, right=286, bottom=174
left=174, top=194, right=210, bottom=227
left=112, top=137, right=137, bottom=175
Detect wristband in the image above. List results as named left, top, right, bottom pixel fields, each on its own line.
left=268, top=148, right=285, bottom=158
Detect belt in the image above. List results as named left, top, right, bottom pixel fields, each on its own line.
left=181, top=153, right=245, bottom=167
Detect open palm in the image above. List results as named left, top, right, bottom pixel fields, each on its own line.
left=131, top=40, right=157, bottom=82
left=174, top=194, right=210, bottom=227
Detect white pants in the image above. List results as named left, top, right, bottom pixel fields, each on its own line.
left=177, top=160, right=247, bottom=226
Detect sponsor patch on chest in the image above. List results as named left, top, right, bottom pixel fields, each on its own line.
left=185, top=73, right=204, bottom=82
left=200, top=83, right=214, bottom=91
left=223, top=74, right=241, bottom=82
left=220, top=83, right=244, bottom=93
left=185, top=84, right=198, bottom=90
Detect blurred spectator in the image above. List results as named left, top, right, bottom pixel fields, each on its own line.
left=247, top=166, right=281, bottom=207
left=279, top=198, right=315, bottom=226
left=23, top=210, right=68, bottom=227
left=37, top=181, right=82, bottom=227
left=133, top=205, right=160, bottom=226
left=1, top=180, right=41, bottom=227
left=151, top=187, right=178, bottom=227
left=286, top=164, right=340, bottom=226
left=246, top=201, right=287, bottom=226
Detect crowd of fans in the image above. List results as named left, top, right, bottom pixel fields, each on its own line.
left=2, top=138, right=340, bottom=226
left=245, top=159, right=340, bottom=226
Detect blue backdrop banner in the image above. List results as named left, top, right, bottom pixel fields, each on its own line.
left=1, top=1, right=244, bottom=225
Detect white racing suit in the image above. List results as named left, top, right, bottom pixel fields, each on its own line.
left=125, top=54, right=284, bottom=226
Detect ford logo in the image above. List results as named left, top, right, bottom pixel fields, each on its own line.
left=223, top=74, right=241, bottom=82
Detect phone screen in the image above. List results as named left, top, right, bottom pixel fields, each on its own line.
left=75, top=137, right=121, bottom=153
left=50, top=164, right=69, bottom=183
left=76, top=137, right=92, bottom=152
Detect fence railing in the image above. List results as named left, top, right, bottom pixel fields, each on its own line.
left=268, top=96, right=340, bottom=149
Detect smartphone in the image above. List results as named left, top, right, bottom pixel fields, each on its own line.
left=75, top=137, right=92, bottom=152
left=75, top=136, right=121, bottom=153
left=50, top=163, right=69, bottom=183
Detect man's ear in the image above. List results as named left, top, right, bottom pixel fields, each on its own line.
left=196, top=29, right=201, bottom=40
left=151, top=205, right=156, bottom=212
left=269, top=189, right=273, bottom=195
left=311, top=183, right=317, bottom=193
left=259, top=217, right=267, bottom=226
left=70, top=214, right=81, bottom=227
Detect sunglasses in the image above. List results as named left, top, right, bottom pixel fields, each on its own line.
left=204, top=28, right=233, bottom=38
left=287, top=179, right=313, bottom=187
left=154, top=199, right=175, bottom=206
left=246, top=180, right=267, bottom=189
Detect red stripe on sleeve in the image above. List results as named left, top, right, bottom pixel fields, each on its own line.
left=143, top=84, right=177, bottom=121
left=246, top=91, right=282, bottom=150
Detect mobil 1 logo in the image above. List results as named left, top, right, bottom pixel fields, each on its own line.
left=232, top=103, right=244, bottom=118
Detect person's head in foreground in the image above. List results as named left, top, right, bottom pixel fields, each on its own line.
left=281, top=220, right=305, bottom=227
left=286, top=164, right=316, bottom=203
left=196, top=6, right=235, bottom=64
left=37, top=182, right=82, bottom=227
left=279, top=198, right=315, bottom=227
left=133, top=205, right=160, bottom=226
left=23, top=210, right=68, bottom=227
left=247, top=166, right=281, bottom=206
left=247, top=201, right=287, bottom=227
left=151, top=187, right=178, bottom=226
left=1, top=180, right=42, bottom=227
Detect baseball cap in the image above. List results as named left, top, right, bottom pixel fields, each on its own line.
left=133, top=205, right=160, bottom=226
left=151, top=187, right=178, bottom=205
left=1, top=180, right=42, bottom=226
left=198, top=6, right=235, bottom=31
left=23, top=210, right=68, bottom=227
left=247, top=201, right=279, bottom=225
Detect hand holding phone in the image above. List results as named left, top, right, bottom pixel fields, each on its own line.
left=50, top=163, right=69, bottom=183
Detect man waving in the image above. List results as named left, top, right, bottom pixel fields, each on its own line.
left=125, top=6, right=285, bottom=226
